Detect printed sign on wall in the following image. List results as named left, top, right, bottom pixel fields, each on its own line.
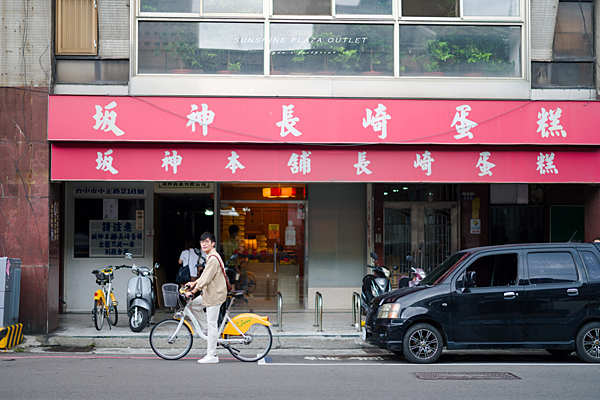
left=89, top=220, right=144, bottom=257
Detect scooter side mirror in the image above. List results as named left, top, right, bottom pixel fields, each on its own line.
left=370, top=252, right=378, bottom=261
left=154, top=263, right=160, bottom=269
left=125, top=252, right=133, bottom=260
left=406, top=255, right=414, bottom=264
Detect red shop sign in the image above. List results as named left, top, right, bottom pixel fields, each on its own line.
left=48, top=96, right=600, bottom=145
left=51, top=143, right=600, bottom=183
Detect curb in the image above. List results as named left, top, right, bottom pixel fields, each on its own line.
left=26, top=333, right=373, bottom=351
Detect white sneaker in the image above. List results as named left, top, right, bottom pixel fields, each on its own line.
left=198, top=355, right=219, bottom=364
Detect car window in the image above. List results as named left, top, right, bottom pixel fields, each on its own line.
left=526, top=252, right=578, bottom=284
left=580, top=251, right=600, bottom=282
left=464, top=253, right=518, bottom=287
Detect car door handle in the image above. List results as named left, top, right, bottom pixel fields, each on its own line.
left=567, top=288, right=579, bottom=296
left=503, top=291, right=516, bottom=299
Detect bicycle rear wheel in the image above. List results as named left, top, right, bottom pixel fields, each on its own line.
left=149, top=319, right=193, bottom=360
left=94, top=299, right=104, bottom=331
left=227, top=323, right=272, bottom=362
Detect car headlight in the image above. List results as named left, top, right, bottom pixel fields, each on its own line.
left=377, top=303, right=401, bottom=319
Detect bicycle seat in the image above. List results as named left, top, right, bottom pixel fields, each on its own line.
left=228, top=290, right=245, bottom=299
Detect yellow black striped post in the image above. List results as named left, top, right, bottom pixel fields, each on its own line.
left=0, top=323, right=23, bottom=349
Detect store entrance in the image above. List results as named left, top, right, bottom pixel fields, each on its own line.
left=153, top=192, right=215, bottom=288
left=220, top=201, right=305, bottom=311
left=220, top=184, right=306, bottom=311
left=384, top=202, right=458, bottom=286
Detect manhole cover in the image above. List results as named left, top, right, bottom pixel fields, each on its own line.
left=45, top=346, right=94, bottom=353
left=414, top=372, right=521, bottom=380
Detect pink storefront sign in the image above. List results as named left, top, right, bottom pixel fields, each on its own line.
left=51, top=143, right=600, bottom=183
left=48, top=96, right=600, bottom=145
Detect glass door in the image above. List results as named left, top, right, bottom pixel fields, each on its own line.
left=220, top=201, right=305, bottom=311
left=384, top=202, right=458, bottom=286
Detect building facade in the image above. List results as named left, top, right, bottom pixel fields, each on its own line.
left=2, top=0, right=600, bottom=333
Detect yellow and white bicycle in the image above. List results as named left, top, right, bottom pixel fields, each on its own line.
left=149, top=287, right=272, bottom=362
left=91, top=265, right=123, bottom=330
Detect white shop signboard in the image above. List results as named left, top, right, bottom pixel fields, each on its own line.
left=89, top=220, right=144, bottom=257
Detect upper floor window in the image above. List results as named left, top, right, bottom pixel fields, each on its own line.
left=56, top=0, right=98, bottom=55
left=135, top=0, right=524, bottom=77
left=532, top=0, right=594, bottom=88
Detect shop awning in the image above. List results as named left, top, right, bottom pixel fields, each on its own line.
left=48, top=95, right=600, bottom=145
left=51, top=143, right=600, bottom=183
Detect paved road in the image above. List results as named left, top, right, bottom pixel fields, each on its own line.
left=1, top=349, right=597, bottom=399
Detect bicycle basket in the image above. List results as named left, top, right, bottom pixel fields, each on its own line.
left=95, top=271, right=113, bottom=284
left=162, top=283, right=179, bottom=308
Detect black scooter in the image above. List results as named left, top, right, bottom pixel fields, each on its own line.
left=360, top=252, right=397, bottom=317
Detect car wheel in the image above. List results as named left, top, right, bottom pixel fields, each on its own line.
left=402, top=323, right=443, bottom=364
left=575, top=322, right=600, bottom=363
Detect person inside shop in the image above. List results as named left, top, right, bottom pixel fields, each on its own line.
left=222, top=225, right=249, bottom=303
left=185, top=232, right=228, bottom=364
left=177, top=239, right=203, bottom=286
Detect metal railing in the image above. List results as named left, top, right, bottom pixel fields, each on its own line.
left=276, top=291, right=283, bottom=332
left=314, top=291, right=323, bottom=332
left=352, top=292, right=361, bottom=331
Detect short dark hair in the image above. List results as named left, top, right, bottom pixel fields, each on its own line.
left=228, top=224, right=239, bottom=236
left=200, top=231, right=215, bottom=243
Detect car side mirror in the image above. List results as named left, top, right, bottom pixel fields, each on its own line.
left=464, top=271, right=476, bottom=288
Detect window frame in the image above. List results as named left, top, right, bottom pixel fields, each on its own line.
left=133, top=0, right=526, bottom=78
left=56, top=0, right=98, bottom=56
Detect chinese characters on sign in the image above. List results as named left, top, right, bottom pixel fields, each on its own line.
left=354, top=151, right=372, bottom=175
left=89, top=220, right=144, bottom=257
left=96, top=149, right=118, bottom=174
left=537, top=107, right=567, bottom=138
left=276, top=105, right=302, bottom=138
left=187, top=104, right=215, bottom=136
left=414, top=151, right=434, bottom=176
left=476, top=151, right=495, bottom=176
left=288, top=151, right=312, bottom=174
left=162, top=150, right=183, bottom=174
left=93, top=101, right=124, bottom=136
left=363, top=104, right=391, bottom=140
left=225, top=151, right=245, bottom=174
left=451, top=105, right=478, bottom=140
left=537, top=152, right=559, bottom=174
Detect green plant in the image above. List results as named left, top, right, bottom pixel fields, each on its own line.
left=228, top=61, right=242, bottom=72
left=423, top=40, right=455, bottom=73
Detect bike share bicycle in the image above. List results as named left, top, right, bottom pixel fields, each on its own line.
left=149, top=286, right=273, bottom=362
left=91, top=265, right=123, bottom=330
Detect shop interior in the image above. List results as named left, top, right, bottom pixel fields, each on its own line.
left=154, top=183, right=306, bottom=311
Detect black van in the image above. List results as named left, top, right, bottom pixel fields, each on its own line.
left=364, top=243, right=600, bottom=363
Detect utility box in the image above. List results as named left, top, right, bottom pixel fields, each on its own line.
left=0, top=258, right=21, bottom=327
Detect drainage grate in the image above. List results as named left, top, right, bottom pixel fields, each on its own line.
left=45, top=346, right=94, bottom=353
left=414, top=372, right=521, bottom=380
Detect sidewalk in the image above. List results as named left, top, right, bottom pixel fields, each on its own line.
left=26, top=309, right=371, bottom=351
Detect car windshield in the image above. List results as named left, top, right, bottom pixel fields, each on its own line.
left=417, top=251, right=470, bottom=286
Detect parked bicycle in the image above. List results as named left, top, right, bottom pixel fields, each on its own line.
left=149, top=287, right=272, bottom=362
left=91, top=265, right=123, bottom=330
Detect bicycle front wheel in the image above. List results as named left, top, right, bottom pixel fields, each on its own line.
left=107, top=298, right=118, bottom=326
left=149, top=319, right=193, bottom=360
left=227, top=323, right=272, bottom=362
left=94, top=299, right=104, bottom=331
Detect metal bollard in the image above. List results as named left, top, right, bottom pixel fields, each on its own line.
left=265, top=273, right=271, bottom=300
left=277, top=291, right=283, bottom=332
left=314, top=291, right=323, bottom=332
left=352, top=292, right=361, bottom=331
